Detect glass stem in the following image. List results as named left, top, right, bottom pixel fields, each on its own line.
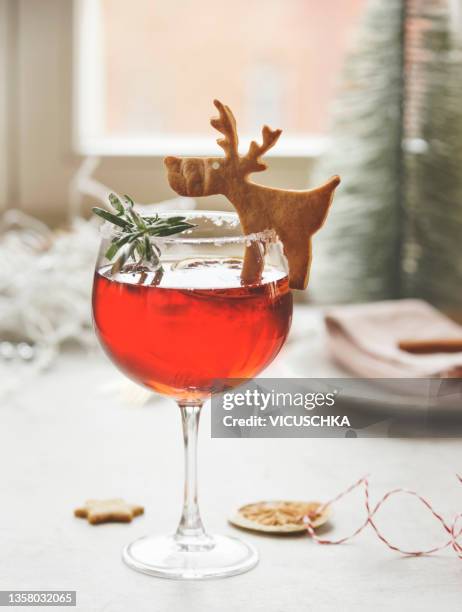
left=175, top=402, right=213, bottom=550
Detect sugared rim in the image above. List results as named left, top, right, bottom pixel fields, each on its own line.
left=101, top=210, right=279, bottom=245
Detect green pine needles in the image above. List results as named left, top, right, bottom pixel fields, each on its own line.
left=93, top=193, right=195, bottom=279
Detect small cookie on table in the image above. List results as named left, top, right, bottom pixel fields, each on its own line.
left=75, top=498, right=144, bottom=525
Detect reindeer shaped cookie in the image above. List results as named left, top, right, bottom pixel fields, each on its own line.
left=164, top=100, right=340, bottom=289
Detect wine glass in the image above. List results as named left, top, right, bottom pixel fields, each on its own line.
left=92, top=210, right=293, bottom=579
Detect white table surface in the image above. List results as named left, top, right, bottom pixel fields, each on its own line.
left=1, top=307, right=461, bottom=612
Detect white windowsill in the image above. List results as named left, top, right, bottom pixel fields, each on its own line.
left=75, top=135, right=329, bottom=158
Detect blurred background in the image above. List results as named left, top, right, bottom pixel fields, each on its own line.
left=0, top=0, right=365, bottom=222
left=0, top=0, right=462, bottom=387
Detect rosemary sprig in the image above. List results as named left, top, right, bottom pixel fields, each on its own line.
left=93, top=193, right=195, bottom=281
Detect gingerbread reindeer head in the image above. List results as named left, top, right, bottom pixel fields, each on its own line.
left=164, top=100, right=282, bottom=197
left=164, top=100, right=340, bottom=290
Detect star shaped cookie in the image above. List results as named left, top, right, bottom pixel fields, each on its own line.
left=74, top=498, right=144, bottom=525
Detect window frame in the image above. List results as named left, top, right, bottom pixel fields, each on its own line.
left=5, top=0, right=325, bottom=225
left=73, top=0, right=328, bottom=160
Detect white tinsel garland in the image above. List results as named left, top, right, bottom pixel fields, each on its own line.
left=0, top=191, right=195, bottom=398
left=0, top=211, right=99, bottom=396
left=0, top=211, right=97, bottom=349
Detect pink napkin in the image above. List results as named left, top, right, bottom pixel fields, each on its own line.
left=324, top=299, right=462, bottom=378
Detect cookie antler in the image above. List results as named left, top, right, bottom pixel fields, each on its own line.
left=210, top=99, right=239, bottom=160
left=241, top=125, right=282, bottom=175
left=210, top=100, right=281, bottom=175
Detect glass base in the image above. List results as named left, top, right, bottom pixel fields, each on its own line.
left=122, top=534, right=259, bottom=580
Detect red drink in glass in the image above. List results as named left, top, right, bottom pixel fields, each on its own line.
left=93, top=260, right=292, bottom=400
left=92, top=211, right=293, bottom=578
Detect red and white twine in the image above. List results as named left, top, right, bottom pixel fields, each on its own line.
left=304, top=475, right=462, bottom=558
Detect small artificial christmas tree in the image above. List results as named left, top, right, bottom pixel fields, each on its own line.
left=403, top=1, right=462, bottom=314
left=310, top=0, right=462, bottom=313
left=310, top=0, right=406, bottom=303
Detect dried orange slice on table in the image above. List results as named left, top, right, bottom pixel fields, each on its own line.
left=229, top=500, right=331, bottom=535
